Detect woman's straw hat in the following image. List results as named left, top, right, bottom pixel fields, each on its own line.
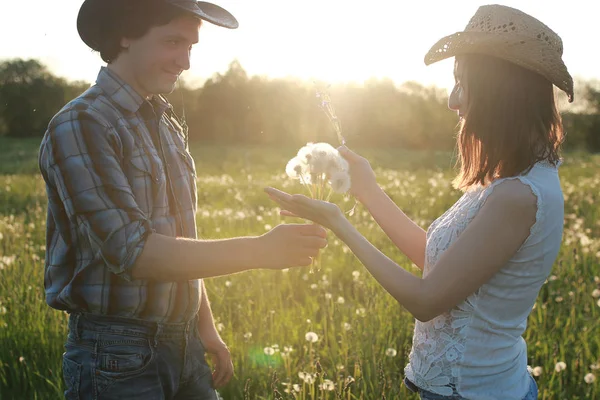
left=424, top=4, right=574, bottom=102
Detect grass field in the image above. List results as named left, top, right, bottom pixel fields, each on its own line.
left=0, top=137, right=598, bottom=399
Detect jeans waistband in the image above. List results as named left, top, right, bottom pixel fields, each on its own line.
left=68, top=312, right=199, bottom=344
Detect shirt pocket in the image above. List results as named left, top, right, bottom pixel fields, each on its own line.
left=176, top=149, right=198, bottom=210
left=127, top=148, right=167, bottom=217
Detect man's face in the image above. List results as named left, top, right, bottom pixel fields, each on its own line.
left=121, top=14, right=200, bottom=97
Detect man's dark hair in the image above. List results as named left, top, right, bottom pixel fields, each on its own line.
left=97, top=1, right=196, bottom=63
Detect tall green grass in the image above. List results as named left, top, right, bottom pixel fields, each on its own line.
left=0, top=137, right=598, bottom=399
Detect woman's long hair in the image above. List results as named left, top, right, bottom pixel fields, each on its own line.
left=453, top=54, right=564, bottom=191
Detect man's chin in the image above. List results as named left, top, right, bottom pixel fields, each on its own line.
left=152, top=84, right=177, bottom=96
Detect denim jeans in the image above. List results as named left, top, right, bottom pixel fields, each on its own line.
left=62, top=312, right=217, bottom=400
left=404, top=374, right=538, bottom=400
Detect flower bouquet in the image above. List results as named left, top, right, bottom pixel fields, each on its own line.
left=284, top=142, right=351, bottom=272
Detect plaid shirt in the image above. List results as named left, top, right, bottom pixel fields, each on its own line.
left=39, top=67, right=201, bottom=323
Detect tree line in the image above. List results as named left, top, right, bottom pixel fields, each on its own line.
left=1, top=58, right=599, bottom=152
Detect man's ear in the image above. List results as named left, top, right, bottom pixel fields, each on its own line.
left=120, top=37, right=130, bottom=50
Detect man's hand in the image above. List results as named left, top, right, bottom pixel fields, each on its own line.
left=202, top=335, right=234, bottom=389
left=257, top=223, right=328, bottom=269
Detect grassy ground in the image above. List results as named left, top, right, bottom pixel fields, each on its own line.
left=0, top=137, right=598, bottom=399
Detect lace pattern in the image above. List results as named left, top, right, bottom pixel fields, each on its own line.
left=405, top=172, right=544, bottom=396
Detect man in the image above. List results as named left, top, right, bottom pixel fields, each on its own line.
left=38, top=1, right=327, bottom=398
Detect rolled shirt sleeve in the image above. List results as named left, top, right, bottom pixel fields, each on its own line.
left=41, top=111, right=153, bottom=281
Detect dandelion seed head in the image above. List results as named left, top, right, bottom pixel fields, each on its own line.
left=385, top=348, right=397, bottom=357
left=330, top=171, right=351, bottom=194
left=305, top=331, right=319, bottom=343
left=532, top=366, right=543, bottom=376
left=283, top=346, right=294, bottom=354
left=555, top=361, right=567, bottom=372
left=584, top=373, right=596, bottom=384
left=264, top=347, right=275, bottom=356
left=321, top=379, right=335, bottom=391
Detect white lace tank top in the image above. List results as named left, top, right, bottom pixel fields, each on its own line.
left=404, top=161, right=564, bottom=400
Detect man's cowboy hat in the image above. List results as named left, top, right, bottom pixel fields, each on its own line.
left=424, top=4, right=574, bottom=102
left=77, top=0, right=238, bottom=53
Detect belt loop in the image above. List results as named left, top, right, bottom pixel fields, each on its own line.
left=153, top=323, right=163, bottom=348
left=72, top=312, right=81, bottom=341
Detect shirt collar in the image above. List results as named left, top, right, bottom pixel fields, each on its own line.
left=96, top=67, right=173, bottom=116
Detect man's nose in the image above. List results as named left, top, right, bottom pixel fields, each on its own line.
left=176, top=49, right=191, bottom=71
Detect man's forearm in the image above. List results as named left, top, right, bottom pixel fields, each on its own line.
left=131, top=233, right=266, bottom=281
left=361, top=185, right=427, bottom=270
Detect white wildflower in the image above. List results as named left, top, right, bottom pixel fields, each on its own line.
left=298, top=371, right=315, bottom=384
left=321, top=379, right=335, bottom=391
left=584, top=373, right=596, bottom=384
left=285, top=157, right=308, bottom=180
left=264, top=347, right=275, bottom=356
left=555, top=361, right=567, bottom=372
left=305, top=332, right=319, bottom=343
left=532, top=366, right=543, bottom=376
left=330, top=171, right=351, bottom=193
left=386, top=348, right=397, bottom=357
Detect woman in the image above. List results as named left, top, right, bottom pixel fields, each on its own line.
left=266, top=5, right=573, bottom=400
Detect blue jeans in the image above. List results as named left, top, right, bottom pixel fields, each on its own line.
left=404, top=374, right=538, bottom=400
left=62, top=312, right=217, bottom=399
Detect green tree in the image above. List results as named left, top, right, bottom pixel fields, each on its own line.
left=0, top=59, right=88, bottom=138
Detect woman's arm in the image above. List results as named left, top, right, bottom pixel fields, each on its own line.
left=338, top=146, right=426, bottom=270
left=267, top=179, right=536, bottom=322
left=360, top=185, right=427, bottom=270
left=333, top=179, right=536, bottom=321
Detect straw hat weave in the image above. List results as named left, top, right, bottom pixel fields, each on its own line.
left=424, top=5, right=574, bottom=102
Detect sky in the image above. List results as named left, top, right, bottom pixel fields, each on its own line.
left=1, top=0, right=598, bottom=95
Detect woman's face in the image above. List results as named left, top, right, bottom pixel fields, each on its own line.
left=448, top=59, right=468, bottom=119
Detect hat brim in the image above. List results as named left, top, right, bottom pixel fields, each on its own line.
left=171, top=1, right=238, bottom=29
left=425, top=31, right=574, bottom=102
left=77, top=0, right=238, bottom=54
